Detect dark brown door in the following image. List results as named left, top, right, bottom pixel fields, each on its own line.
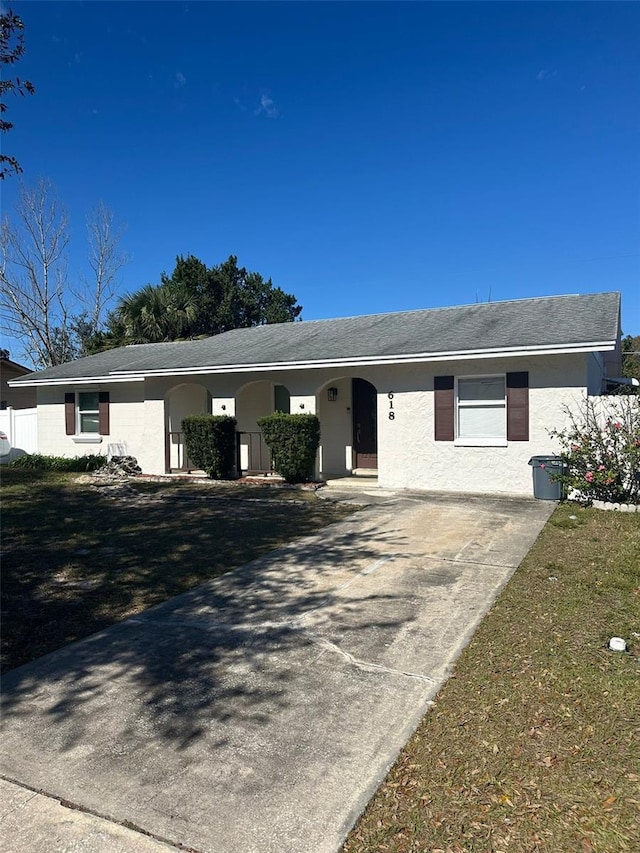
left=352, top=378, right=378, bottom=469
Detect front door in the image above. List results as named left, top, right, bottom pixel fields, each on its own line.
left=352, top=378, right=378, bottom=469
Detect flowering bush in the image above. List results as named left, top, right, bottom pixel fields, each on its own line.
left=549, top=395, right=640, bottom=505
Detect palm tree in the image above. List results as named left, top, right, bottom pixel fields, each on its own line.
left=117, top=284, right=197, bottom=343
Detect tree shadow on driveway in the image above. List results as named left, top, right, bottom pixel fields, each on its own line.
left=1, top=514, right=415, bottom=752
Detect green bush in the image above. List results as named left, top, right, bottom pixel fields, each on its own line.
left=182, top=414, right=237, bottom=479
left=9, top=453, right=107, bottom=472
left=257, top=412, right=320, bottom=483
left=549, top=395, right=640, bottom=504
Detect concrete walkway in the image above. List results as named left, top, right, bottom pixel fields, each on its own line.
left=0, top=490, right=555, bottom=853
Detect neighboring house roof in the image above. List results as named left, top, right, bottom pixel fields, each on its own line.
left=10, top=292, right=621, bottom=386
left=1, top=357, right=38, bottom=408
left=1, top=356, right=33, bottom=376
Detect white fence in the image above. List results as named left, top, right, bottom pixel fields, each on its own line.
left=0, top=406, right=38, bottom=455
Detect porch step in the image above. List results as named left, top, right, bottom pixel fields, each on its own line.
left=324, top=473, right=378, bottom=489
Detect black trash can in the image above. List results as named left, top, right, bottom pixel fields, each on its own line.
left=528, top=455, right=565, bottom=500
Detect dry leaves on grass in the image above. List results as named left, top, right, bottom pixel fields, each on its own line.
left=343, top=504, right=640, bottom=853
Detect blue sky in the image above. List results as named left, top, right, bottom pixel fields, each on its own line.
left=3, top=0, right=639, bottom=351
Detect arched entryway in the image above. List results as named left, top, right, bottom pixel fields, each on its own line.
left=315, top=376, right=378, bottom=477
left=235, top=380, right=292, bottom=473
left=352, top=378, right=378, bottom=469
left=316, top=376, right=351, bottom=477
left=165, top=382, right=210, bottom=471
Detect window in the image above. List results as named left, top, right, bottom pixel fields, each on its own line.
left=78, top=392, right=100, bottom=433
left=65, top=391, right=109, bottom=437
left=435, top=372, right=529, bottom=443
left=457, top=376, right=506, bottom=441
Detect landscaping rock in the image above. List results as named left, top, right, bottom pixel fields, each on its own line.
left=94, top=455, right=142, bottom=479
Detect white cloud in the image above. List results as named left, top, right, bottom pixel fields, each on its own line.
left=255, top=93, right=279, bottom=119
left=174, top=71, right=187, bottom=88
left=536, top=69, right=557, bottom=82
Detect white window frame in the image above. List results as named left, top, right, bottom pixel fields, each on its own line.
left=76, top=391, right=100, bottom=435
left=454, top=374, right=507, bottom=447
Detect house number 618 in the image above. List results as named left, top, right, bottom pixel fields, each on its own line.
left=388, top=392, right=395, bottom=420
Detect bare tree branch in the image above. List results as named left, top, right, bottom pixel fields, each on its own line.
left=84, top=200, right=129, bottom=334
left=0, top=180, right=128, bottom=367
left=0, top=179, right=71, bottom=366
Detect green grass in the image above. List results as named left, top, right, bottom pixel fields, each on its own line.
left=0, top=469, right=354, bottom=672
left=343, top=503, right=640, bottom=853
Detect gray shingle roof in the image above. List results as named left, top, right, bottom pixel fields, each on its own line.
left=12, top=292, right=621, bottom=383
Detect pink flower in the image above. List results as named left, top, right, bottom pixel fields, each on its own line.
left=540, top=463, right=546, bottom=469
left=585, top=471, right=594, bottom=482
left=571, top=444, right=580, bottom=452
left=598, top=465, right=606, bottom=472
left=614, top=422, right=622, bottom=429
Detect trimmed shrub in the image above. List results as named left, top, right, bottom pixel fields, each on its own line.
left=9, top=453, right=107, bottom=472
left=257, top=412, right=320, bottom=483
left=182, top=414, right=237, bottom=479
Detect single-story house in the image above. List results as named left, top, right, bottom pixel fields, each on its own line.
left=8, top=292, right=622, bottom=496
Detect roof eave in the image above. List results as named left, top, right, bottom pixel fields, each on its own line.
left=7, top=375, right=145, bottom=388
left=9, top=340, right=617, bottom=386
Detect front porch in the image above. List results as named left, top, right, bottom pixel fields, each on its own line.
left=163, top=374, right=381, bottom=480
left=166, top=429, right=273, bottom=476
left=165, top=428, right=380, bottom=488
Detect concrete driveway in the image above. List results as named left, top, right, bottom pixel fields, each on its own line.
left=0, top=491, right=555, bottom=853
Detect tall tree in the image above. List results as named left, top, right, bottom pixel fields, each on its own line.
left=115, top=282, right=197, bottom=344
left=96, top=254, right=302, bottom=348
left=83, top=201, right=129, bottom=337
left=210, top=255, right=301, bottom=333
left=1, top=9, right=35, bottom=180
left=0, top=179, right=128, bottom=367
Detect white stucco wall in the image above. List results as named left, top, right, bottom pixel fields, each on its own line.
left=374, top=354, right=589, bottom=496
left=235, top=380, right=275, bottom=471
left=167, top=383, right=209, bottom=432
left=138, top=391, right=165, bottom=475
left=586, top=353, right=604, bottom=395
left=165, top=383, right=209, bottom=469
left=235, top=380, right=273, bottom=432
left=316, top=376, right=353, bottom=477
left=36, top=383, right=146, bottom=461
left=34, top=352, right=596, bottom=495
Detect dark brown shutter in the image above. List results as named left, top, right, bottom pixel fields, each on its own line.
left=506, top=372, right=529, bottom=441
left=99, top=391, right=110, bottom=435
left=65, top=393, right=75, bottom=435
left=434, top=376, right=455, bottom=441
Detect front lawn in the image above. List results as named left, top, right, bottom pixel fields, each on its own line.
left=0, top=469, right=353, bottom=672
left=344, top=503, right=640, bottom=853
